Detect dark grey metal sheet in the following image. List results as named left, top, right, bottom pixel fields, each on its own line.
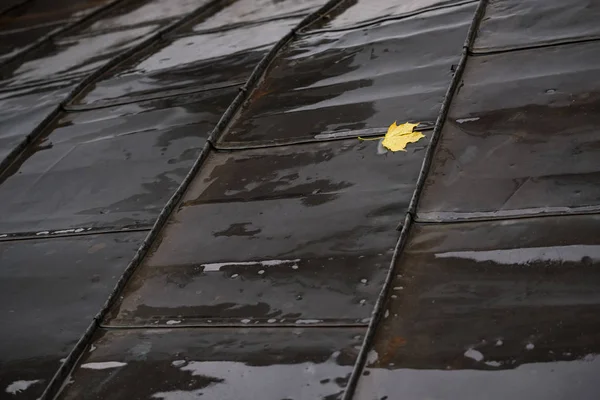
left=0, top=25, right=59, bottom=61
left=0, top=25, right=157, bottom=90
left=474, top=0, right=600, bottom=53
left=219, top=2, right=475, bottom=146
left=0, top=87, right=236, bottom=236
left=0, top=81, right=74, bottom=163
left=0, top=232, right=145, bottom=400
left=318, top=0, right=473, bottom=30
left=418, top=41, right=600, bottom=222
left=0, top=0, right=109, bottom=32
left=355, top=215, right=600, bottom=400
left=83, top=0, right=211, bottom=32
left=74, top=17, right=300, bottom=106
left=191, top=0, right=325, bottom=32
left=57, top=327, right=364, bottom=400
left=105, top=138, right=429, bottom=326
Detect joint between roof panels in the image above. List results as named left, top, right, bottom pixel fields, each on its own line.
left=100, top=321, right=370, bottom=330
left=341, top=1, right=490, bottom=399
left=0, top=226, right=153, bottom=243
left=37, top=1, right=352, bottom=399
left=469, top=34, right=600, bottom=56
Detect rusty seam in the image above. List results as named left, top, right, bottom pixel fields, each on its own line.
left=341, top=1, right=489, bottom=399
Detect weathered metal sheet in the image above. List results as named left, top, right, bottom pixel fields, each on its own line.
left=105, top=138, right=429, bottom=326
left=0, top=87, right=236, bottom=236
left=355, top=215, right=600, bottom=400
left=474, top=0, right=600, bottom=53
left=0, top=232, right=145, bottom=400
left=219, top=2, right=475, bottom=146
left=418, top=41, right=600, bottom=222
left=74, top=17, right=299, bottom=106
left=58, top=327, right=364, bottom=400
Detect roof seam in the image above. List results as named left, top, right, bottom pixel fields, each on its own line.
left=340, top=1, right=490, bottom=399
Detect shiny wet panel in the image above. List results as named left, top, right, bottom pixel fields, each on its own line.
left=58, top=328, right=364, bottom=400
left=355, top=216, right=600, bottom=400
left=219, top=2, right=475, bottom=146
left=1, top=0, right=598, bottom=399
left=106, top=139, right=428, bottom=326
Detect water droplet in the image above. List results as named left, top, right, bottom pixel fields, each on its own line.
left=526, top=343, right=535, bottom=350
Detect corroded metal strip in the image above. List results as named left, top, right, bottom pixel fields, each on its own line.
left=341, top=1, right=490, bottom=399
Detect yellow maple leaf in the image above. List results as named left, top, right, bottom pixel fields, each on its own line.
left=381, top=121, right=424, bottom=152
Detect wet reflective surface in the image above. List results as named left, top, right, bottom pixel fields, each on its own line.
left=106, top=138, right=428, bottom=326
left=220, top=2, right=474, bottom=146
left=0, top=81, right=74, bottom=163
left=75, top=17, right=299, bottom=106
left=418, top=41, right=600, bottom=221
left=5, top=0, right=600, bottom=399
left=0, top=0, right=215, bottom=91
left=0, top=232, right=145, bottom=400
left=192, top=0, right=324, bottom=31
left=355, top=215, right=600, bottom=400
left=58, top=327, right=363, bottom=400
left=317, top=0, right=474, bottom=30
left=0, top=0, right=108, bottom=33
left=474, top=0, right=600, bottom=52
left=0, top=87, right=235, bottom=235
left=0, top=25, right=156, bottom=89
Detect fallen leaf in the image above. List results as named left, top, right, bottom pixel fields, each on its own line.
left=381, top=121, right=424, bottom=152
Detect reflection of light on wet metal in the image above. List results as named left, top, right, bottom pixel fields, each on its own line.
left=80, top=361, right=127, bottom=370
left=5, top=380, right=41, bottom=395
left=151, top=358, right=351, bottom=399
left=435, top=245, right=600, bottom=265
left=201, top=259, right=301, bottom=272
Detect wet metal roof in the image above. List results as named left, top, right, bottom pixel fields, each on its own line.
left=1, top=0, right=600, bottom=399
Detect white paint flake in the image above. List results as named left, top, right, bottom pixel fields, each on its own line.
left=435, top=245, right=600, bottom=265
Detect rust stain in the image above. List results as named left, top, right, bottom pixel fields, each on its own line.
left=380, top=336, right=407, bottom=365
